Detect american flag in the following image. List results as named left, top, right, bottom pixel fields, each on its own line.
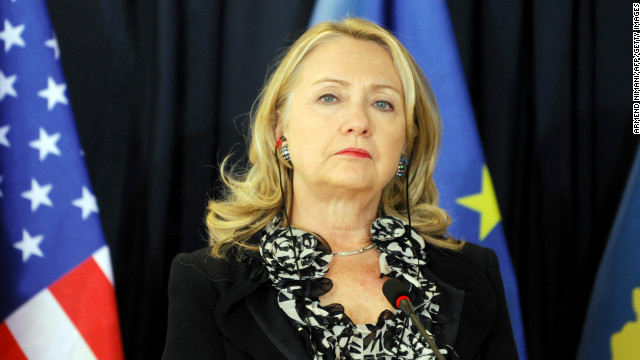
left=0, top=1, right=123, bottom=359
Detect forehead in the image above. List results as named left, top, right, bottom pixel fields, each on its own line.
left=298, top=38, right=403, bottom=90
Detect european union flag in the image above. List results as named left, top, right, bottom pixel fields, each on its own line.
left=311, top=1, right=527, bottom=358
left=0, top=1, right=123, bottom=358
left=577, top=144, right=640, bottom=360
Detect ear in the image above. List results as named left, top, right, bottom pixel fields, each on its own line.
left=274, top=109, right=284, bottom=142
left=402, top=129, right=414, bottom=158
left=401, top=141, right=409, bottom=158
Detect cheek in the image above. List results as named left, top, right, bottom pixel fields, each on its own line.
left=290, top=121, right=333, bottom=152
left=287, top=129, right=324, bottom=166
left=381, top=126, right=406, bottom=157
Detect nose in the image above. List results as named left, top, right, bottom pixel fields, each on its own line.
left=341, top=102, right=371, bottom=137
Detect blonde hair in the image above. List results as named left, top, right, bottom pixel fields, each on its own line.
left=206, top=18, right=463, bottom=258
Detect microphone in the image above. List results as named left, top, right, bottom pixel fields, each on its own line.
left=382, top=278, right=446, bottom=360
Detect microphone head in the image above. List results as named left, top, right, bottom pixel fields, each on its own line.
left=382, top=278, right=410, bottom=309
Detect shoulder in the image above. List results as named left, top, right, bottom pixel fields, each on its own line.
left=425, top=242, right=503, bottom=303
left=428, top=242, right=498, bottom=276
left=168, top=247, right=261, bottom=294
left=163, top=248, right=262, bottom=359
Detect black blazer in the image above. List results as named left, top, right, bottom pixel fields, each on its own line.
left=162, top=232, right=518, bottom=359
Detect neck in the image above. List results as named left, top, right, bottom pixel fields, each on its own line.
left=289, top=182, right=381, bottom=253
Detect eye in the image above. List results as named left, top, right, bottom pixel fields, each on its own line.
left=319, top=94, right=338, bottom=104
left=374, top=100, right=394, bottom=111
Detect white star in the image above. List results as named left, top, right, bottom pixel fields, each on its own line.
left=72, top=186, right=99, bottom=220
left=14, top=229, right=44, bottom=262
left=29, top=127, right=61, bottom=161
left=45, top=34, right=60, bottom=59
left=21, top=178, right=53, bottom=212
left=37, top=77, right=68, bottom=111
left=0, top=125, right=9, bottom=147
left=0, top=19, right=26, bottom=52
left=0, top=70, right=17, bottom=101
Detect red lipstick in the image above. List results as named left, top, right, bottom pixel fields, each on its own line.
left=335, top=147, right=371, bottom=159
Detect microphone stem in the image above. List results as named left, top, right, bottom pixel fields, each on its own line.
left=408, top=312, right=445, bottom=360
left=400, top=301, right=446, bottom=360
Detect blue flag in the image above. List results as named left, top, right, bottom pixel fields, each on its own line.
left=311, top=1, right=527, bottom=358
left=577, top=144, right=640, bottom=360
left=0, top=1, right=123, bottom=358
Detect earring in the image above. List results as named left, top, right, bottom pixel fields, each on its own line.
left=279, top=136, right=291, bottom=163
left=396, top=156, right=408, bottom=177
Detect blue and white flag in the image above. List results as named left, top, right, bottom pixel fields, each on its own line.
left=0, top=1, right=123, bottom=359
left=577, top=144, right=640, bottom=360
left=311, top=1, right=527, bottom=358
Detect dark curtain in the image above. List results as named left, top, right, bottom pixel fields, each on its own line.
left=45, top=0, right=635, bottom=359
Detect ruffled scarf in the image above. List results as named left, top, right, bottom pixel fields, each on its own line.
left=259, top=216, right=450, bottom=359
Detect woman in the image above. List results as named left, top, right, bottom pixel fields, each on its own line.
left=162, top=18, right=518, bottom=360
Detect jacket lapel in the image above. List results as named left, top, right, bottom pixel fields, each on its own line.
left=216, top=264, right=310, bottom=360
left=422, top=266, right=465, bottom=347
left=428, top=245, right=498, bottom=358
left=245, top=285, right=311, bottom=359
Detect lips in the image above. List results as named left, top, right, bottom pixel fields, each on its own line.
left=335, top=147, right=372, bottom=159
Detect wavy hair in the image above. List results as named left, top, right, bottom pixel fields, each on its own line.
left=206, top=18, right=463, bottom=258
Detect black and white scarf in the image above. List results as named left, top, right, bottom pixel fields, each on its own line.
left=260, top=216, right=450, bottom=359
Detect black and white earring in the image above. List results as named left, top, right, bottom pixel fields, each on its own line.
left=278, top=136, right=291, bottom=163
left=396, top=156, right=408, bottom=177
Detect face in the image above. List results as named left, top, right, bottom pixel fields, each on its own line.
left=279, top=38, right=407, bottom=198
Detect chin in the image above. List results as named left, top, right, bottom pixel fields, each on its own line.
left=323, top=175, right=381, bottom=193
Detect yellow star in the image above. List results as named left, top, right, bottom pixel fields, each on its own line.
left=456, top=165, right=502, bottom=241
left=612, top=288, right=640, bottom=359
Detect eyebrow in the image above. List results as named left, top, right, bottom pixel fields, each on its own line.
left=312, top=78, right=402, bottom=95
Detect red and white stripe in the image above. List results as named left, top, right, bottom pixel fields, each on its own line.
left=0, top=246, right=124, bottom=360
